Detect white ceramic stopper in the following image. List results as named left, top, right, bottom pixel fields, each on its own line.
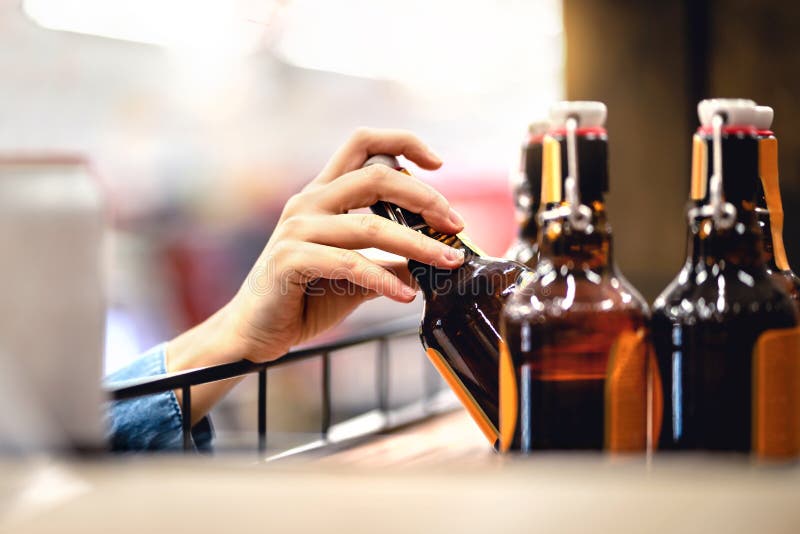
left=548, top=101, right=607, bottom=128
left=753, top=105, right=774, bottom=130
left=697, top=98, right=757, bottom=127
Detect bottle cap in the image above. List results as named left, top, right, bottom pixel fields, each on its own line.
left=548, top=101, right=607, bottom=128
left=697, top=98, right=757, bottom=127
left=753, top=105, right=774, bottom=130
left=363, top=154, right=400, bottom=169
left=528, top=120, right=550, bottom=137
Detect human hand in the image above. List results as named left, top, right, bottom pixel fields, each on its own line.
left=169, top=128, right=466, bottom=380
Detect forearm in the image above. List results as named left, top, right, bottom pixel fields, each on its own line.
left=166, top=302, right=253, bottom=425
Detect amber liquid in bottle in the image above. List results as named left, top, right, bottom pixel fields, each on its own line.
left=652, top=118, right=799, bottom=453
left=364, top=155, right=528, bottom=445
left=506, top=125, right=546, bottom=267
left=501, top=114, right=651, bottom=453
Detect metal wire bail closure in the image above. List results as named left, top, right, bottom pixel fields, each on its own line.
left=688, top=112, right=737, bottom=228
left=564, top=116, right=593, bottom=231
left=536, top=115, right=593, bottom=229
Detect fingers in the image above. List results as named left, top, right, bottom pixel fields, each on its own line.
left=273, top=241, right=418, bottom=303
left=377, top=259, right=418, bottom=290
left=301, top=164, right=465, bottom=233
left=314, top=128, right=442, bottom=185
left=278, top=213, right=465, bottom=269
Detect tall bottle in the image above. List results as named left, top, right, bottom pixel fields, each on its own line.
left=363, top=155, right=528, bottom=447
left=753, top=105, right=800, bottom=305
left=506, top=121, right=549, bottom=267
left=652, top=99, right=800, bottom=458
left=499, top=102, right=652, bottom=453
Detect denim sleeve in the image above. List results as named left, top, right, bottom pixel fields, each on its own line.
left=105, top=343, right=213, bottom=452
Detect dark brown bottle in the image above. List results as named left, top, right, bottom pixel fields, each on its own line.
left=505, top=121, right=549, bottom=267
left=363, top=155, right=528, bottom=446
left=652, top=99, right=800, bottom=458
left=753, top=105, right=800, bottom=306
left=499, top=102, right=652, bottom=453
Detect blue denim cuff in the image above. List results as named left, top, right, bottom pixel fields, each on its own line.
left=105, top=343, right=214, bottom=452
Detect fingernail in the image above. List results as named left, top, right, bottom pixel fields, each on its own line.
left=444, top=246, right=465, bottom=264
left=401, top=285, right=418, bottom=298
left=448, top=208, right=465, bottom=228
left=426, top=146, right=442, bottom=163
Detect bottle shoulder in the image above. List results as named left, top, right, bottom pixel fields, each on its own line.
left=504, top=261, right=649, bottom=321
left=766, top=268, right=800, bottom=295
left=418, top=255, right=528, bottom=311
left=504, top=239, right=538, bottom=267
left=461, top=255, right=527, bottom=280
left=652, top=262, right=798, bottom=324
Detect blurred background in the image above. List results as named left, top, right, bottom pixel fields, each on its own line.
left=1, top=0, right=798, bottom=447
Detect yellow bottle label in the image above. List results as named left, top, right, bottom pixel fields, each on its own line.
left=455, top=231, right=488, bottom=257
left=752, top=326, right=800, bottom=459
left=604, top=328, right=649, bottom=452
left=759, top=137, right=790, bottom=271
left=498, top=339, right=518, bottom=453
left=420, top=226, right=488, bottom=258
left=425, top=347, right=498, bottom=445
left=690, top=134, right=708, bottom=201
left=541, top=135, right=562, bottom=205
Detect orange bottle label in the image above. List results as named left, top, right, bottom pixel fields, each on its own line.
left=752, top=326, right=800, bottom=459
left=425, top=347, right=498, bottom=445
left=604, top=329, right=649, bottom=452
left=648, top=347, right=664, bottom=448
left=759, top=137, right=790, bottom=271
left=498, top=339, right=518, bottom=453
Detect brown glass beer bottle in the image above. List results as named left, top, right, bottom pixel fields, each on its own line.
left=363, top=155, right=529, bottom=446
left=506, top=121, right=549, bottom=267
left=652, top=99, right=800, bottom=458
left=499, top=102, right=652, bottom=453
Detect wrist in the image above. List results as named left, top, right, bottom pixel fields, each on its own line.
left=166, top=302, right=247, bottom=374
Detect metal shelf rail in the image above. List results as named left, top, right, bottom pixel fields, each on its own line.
left=106, top=315, right=442, bottom=454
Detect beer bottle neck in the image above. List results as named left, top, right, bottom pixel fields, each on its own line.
left=368, top=166, right=486, bottom=295
left=520, top=219, right=539, bottom=240
left=368, top=162, right=482, bottom=253
left=373, top=202, right=484, bottom=296
left=546, top=127, right=609, bottom=204
left=370, top=199, right=482, bottom=260
left=685, top=129, right=764, bottom=267
left=536, top=129, right=613, bottom=270
left=519, top=140, right=544, bottom=239
left=538, top=200, right=613, bottom=270
left=684, top=215, right=764, bottom=268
